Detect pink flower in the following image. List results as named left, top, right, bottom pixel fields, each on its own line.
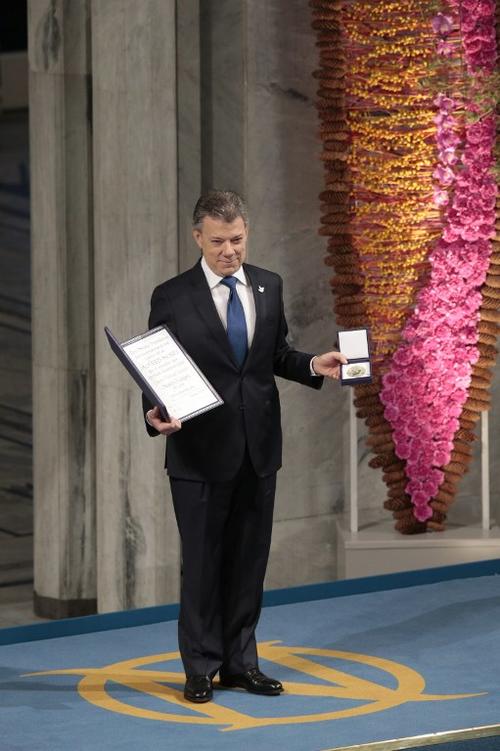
left=432, top=13, right=454, bottom=35
left=479, top=0, right=496, bottom=17
left=414, top=505, right=433, bottom=522
left=442, top=225, right=460, bottom=243
left=382, top=372, right=398, bottom=387
left=434, top=94, right=457, bottom=112
left=423, top=477, right=440, bottom=496
left=449, top=403, right=463, bottom=418
left=449, top=389, right=466, bottom=405
left=406, top=480, right=422, bottom=495
left=467, top=118, right=495, bottom=145
left=461, top=224, right=492, bottom=242
left=379, top=12, right=497, bottom=527
left=395, top=441, right=411, bottom=460
left=392, top=347, right=413, bottom=367
left=384, top=405, right=399, bottom=423
left=481, top=182, right=497, bottom=199
left=434, top=450, right=450, bottom=466
left=440, top=147, right=459, bottom=165
left=433, top=188, right=449, bottom=207
left=435, top=323, right=450, bottom=338
left=438, top=130, right=461, bottom=149
left=411, top=490, right=428, bottom=506
left=433, top=165, right=455, bottom=186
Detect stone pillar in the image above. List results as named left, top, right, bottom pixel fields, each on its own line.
left=29, top=0, right=97, bottom=617
left=199, top=0, right=245, bottom=192
left=201, top=0, right=345, bottom=587
left=177, top=0, right=202, bottom=272
left=91, top=0, right=180, bottom=611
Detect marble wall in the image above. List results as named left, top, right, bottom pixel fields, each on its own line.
left=177, top=0, right=202, bottom=272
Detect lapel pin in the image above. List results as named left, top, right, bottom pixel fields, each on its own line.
left=258, top=286, right=265, bottom=293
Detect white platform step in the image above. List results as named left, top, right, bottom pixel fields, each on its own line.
left=336, top=511, right=500, bottom=579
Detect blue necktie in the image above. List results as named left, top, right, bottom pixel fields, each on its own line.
left=220, top=276, right=248, bottom=367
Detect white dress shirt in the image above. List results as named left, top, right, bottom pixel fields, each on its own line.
left=200, top=256, right=256, bottom=347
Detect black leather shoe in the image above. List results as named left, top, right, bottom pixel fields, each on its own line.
left=219, top=668, right=283, bottom=695
left=184, top=675, right=213, bottom=703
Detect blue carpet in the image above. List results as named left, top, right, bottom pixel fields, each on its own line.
left=1, top=575, right=500, bottom=750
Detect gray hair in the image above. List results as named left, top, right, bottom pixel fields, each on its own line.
left=192, top=190, right=248, bottom=228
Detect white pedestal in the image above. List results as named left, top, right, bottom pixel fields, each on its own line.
left=336, top=511, right=500, bottom=579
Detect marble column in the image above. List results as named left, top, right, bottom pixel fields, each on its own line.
left=177, top=0, right=202, bottom=272
left=28, top=0, right=97, bottom=617
left=199, top=0, right=245, bottom=192
left=202, top=0, right=346, bottom=587
left=91, top=0, right=180, bottom=611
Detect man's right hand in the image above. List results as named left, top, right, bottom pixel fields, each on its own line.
left=146, top=406, right=182, bottom=436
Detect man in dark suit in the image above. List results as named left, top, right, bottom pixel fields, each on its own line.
left=144, top=190, right=346, bottom=703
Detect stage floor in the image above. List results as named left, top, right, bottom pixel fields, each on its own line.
left=1, top=575, right=500, bottom=750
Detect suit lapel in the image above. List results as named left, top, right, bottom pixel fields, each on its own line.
left=188, top=260, right=239, bottom=368
left=243, top=264, right=266, bottom=370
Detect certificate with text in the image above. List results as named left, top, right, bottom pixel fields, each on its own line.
left=105, top=325, right=223, bottom=423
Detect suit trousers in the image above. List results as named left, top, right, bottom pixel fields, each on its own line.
left=170, top=453, right=276, bottom=678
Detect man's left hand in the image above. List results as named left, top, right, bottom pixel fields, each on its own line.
left=312, top=351, right=348, bottom=380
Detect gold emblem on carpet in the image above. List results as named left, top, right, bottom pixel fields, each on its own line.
left=24, top=641, right=484, bottom=731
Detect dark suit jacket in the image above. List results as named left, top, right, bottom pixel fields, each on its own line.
left=142, top=260, right=323, bottom=481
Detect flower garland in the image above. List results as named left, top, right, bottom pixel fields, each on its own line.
left=380, top=0, right=498, bottom=528
left=311, top=0, right=500, bottom=533
left=311, top=0, right=447, bottom=531
left=432, top=0, right=500, bottom=521
left=340, top=0, right=440, bottom=366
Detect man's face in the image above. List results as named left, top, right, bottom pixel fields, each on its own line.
left=193, top=215, right=247, bottom=277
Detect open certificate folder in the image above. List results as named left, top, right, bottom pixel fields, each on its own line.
left=105, top=325, right=224, bottom=423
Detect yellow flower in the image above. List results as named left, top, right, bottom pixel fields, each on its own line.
left=329, top=0, right=440, bottom=365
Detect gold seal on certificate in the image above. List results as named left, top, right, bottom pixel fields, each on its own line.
left=338, top=328, right=372, bottom=386
left=105, top=325, right=223, bottom=422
